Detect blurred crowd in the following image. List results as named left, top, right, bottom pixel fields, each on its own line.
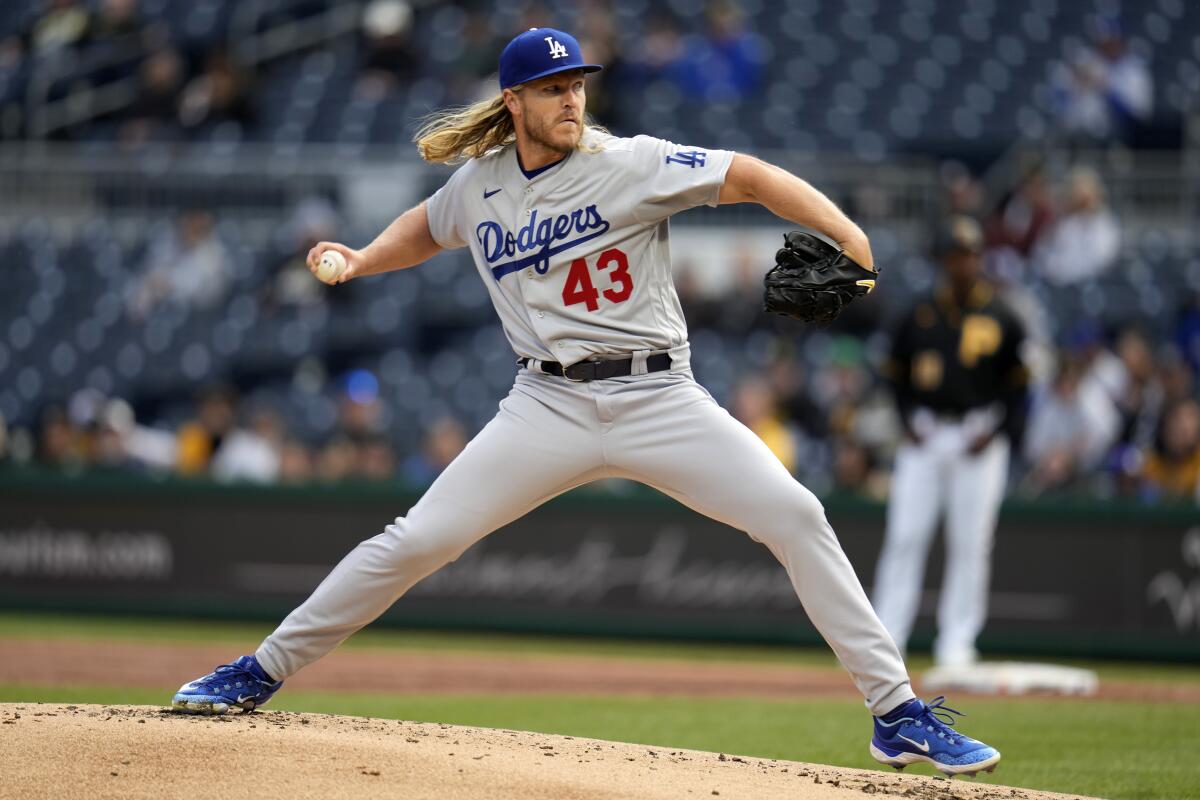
left=5, top=156, right=1199, bottom=506
left=2, top=0, right=1170, bottom=150
left=1, top=0, right=254, bottom=145
left=0, top=0, right=766, bottom=146
left=1, top=1, right=1196, bottom=505
left=685, top=160, right=1200, bottom=506
left=8, top=283, right=1200, bottom=506
left=5, top=376, right=470, bottom=487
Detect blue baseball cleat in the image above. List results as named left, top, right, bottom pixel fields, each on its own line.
left=171, top=655, right=283, bottom=714
left=870, top=696, right=1001, bottom=777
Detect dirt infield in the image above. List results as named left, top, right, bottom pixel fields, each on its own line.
left=0, top=704, right=1094, bottom=800
left=2, top=638, right=1196, bottom=703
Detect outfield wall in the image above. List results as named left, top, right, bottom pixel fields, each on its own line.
left=1, top=471, right=1197, bottom=660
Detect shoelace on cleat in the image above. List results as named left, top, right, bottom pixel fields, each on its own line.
left=911, top=696, right=966, bottom=747
left=205, top=663, right=260, bottom=692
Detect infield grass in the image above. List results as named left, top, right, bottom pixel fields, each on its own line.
left=2, top=611, right=1198, bottom=685
left=1, top=684, right=1195, bottom=800
left=4, top=612, right=1199, bottom=799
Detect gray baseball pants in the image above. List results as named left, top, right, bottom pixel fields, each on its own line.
left=256, top=367, right=914, bottom=715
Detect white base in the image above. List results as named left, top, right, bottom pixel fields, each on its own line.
left=922, top=661, right=1099, bottom=696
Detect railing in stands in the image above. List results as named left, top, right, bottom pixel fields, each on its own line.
left=22, top=0, right=365, bottom=140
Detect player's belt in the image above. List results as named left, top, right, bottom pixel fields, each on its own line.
left=521, top=354, right=673, bottom=382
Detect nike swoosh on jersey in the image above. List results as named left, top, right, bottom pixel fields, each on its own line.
left=897, top=734, right=930, bottom=752
left=484, top=188, right=502, bottom=199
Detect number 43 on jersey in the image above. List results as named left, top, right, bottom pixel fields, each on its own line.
left=561, top=247, right=632, bottom=312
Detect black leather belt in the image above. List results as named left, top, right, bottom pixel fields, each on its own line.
left=520, top=353, right=673, bottom=382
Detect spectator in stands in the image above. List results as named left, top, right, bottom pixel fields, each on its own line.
left=400, top=415, right=468, bottom=487
left=89, top=0, right=141, bottom=44
left=278, top=439, right=315, bottom=483
left=265, top=196, right=341, bottom=310
left=36, top=404, right=83, bottom=470
left=714, top=242, right=771, bottom=336
left=0, top=31, right=30, bottom=138
left=328, top=369, right=398, bottom=481
left=1157, top=350, right=1196, bottom=412
left=178, top=49, right=252, bottom=131
left=576, top=5, right=632, bottom=131
left=674, top=264, right=722, bottom=333
left=668, top=1, right=763, bottom=102
left=211, top=408, right=285, bottom=484
left=337, top=370, right=385, bottom=439
left=360, top=437, right=397, bottom=481
left=1033, top=167, right=1120, bottom=286
left=175, top=385, right=238, bottom=476
left=29, top=0, right=90, bottom=55
left=128, top=209, right=231, bottom=319
left=811, top=337, right=873, bottom=434
left=454, top=11, right=503, bottom=83
left=89, top=396, right=137, bottom=471
left=315, top=436, right=358, bottom=482
left=357, top=0, right=417, bottom=99
left=1109, top=328, right=1166, bottom=451
left=830, top=436, right=887, bottom=499
left=441, top=10, right=504, bottom=104
left=628, top=14, right=685, bottom=81
left=78, top=0, right=147, bottom=90
left=1020, top=354, right=1120, bottom=495
left=1051, top=18, right=1152, bottom=144
left=1140, top=399, right=1200, bottom=503
left=985, top=163, right=1055, bottom=280
left=939, top=161, right=984, bottom=219
left=1174, top=294, right=1200, bottom=377
left=766, top=356, right=827, bottom=442
left=731, top=376, right=797, bottom=474
left=120, top=45, right=184, bottom=146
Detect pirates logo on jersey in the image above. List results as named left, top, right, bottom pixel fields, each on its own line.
left=959, top=315, right=1002, bottom=367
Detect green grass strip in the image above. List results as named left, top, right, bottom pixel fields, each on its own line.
left=2, top=684, right=1195, bottom=800
left=2, top=611, right=1199, bottom=684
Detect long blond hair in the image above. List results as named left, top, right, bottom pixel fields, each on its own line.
left=414, top=85, right=608, bottom=165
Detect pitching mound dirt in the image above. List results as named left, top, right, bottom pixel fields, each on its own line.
left=0, top=704, right=1091, bottom=800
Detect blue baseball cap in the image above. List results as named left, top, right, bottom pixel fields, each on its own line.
left=498, top=28, right=603, bottom=90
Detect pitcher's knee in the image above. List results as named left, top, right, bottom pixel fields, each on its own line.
left=757, top=486, right=830, bottom=544
left=379, top=516, right=471, bottom=573
left=792, top=487, right=830, bottom=530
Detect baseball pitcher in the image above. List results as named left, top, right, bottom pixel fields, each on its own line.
left=170, top=28, right=1000, bottom=777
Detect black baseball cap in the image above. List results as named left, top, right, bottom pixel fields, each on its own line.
left=936, top=215, right=984, bottom=256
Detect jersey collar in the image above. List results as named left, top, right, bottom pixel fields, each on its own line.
left=936, top=281, right=993, bottom=313
left=514, top=148, right=570, bottom=181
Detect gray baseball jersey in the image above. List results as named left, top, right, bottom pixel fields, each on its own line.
left=425, top=130, right=733, bottom=367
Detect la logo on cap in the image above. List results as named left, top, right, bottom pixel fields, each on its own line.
left=545, top=36, right=568, bottom=59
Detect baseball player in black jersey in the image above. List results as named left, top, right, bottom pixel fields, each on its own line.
left=873, top=216, right=1029, bottom=668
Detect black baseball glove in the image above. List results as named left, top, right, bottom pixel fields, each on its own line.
left=763, top=231, right=878, bottom=324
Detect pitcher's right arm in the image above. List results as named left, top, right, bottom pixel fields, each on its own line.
left=306, top=201, right=443, bottom=284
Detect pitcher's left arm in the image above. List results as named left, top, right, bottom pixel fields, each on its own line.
left=719, top=153, right=873, bottom=269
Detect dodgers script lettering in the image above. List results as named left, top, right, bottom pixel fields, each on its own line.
left=476, top=205, right=611, bottom=280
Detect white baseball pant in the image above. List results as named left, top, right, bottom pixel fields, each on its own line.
left=872, top=416, right=1010, bottom=666
left=256, top=367, right=914, bottom=715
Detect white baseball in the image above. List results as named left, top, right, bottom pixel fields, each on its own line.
left=316, top=250, right=346, bottom=284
